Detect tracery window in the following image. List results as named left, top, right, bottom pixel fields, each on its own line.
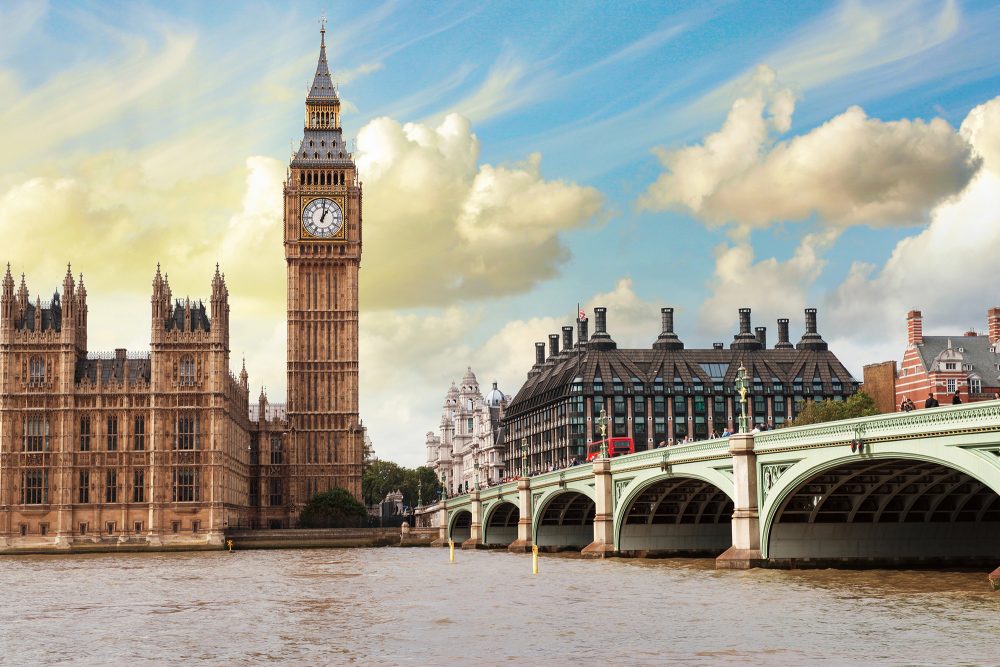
left=22, top=469, right=47, bottom=504
left=29, top=356, right=45, bottom=385
left=23, top=415, right=48, bottom=452
left=179, top=356, right=196, bottom=386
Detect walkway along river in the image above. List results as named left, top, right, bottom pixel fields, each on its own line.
left=1, top=548, right=996, bottom=665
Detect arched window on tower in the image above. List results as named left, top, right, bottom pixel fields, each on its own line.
left=28, top=356, right=45, bottom=386
left=179, top=356, right=196, bottom=387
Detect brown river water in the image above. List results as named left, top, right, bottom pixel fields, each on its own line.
left=0, top=548, right=997, bottom=666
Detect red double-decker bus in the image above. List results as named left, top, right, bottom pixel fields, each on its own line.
left=585, top=437, right=635, bottom=462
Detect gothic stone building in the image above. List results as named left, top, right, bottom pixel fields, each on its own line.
left=0, top=265, right=252, bottom=548
left=503, top=306, right=858, bottom=476
left=0, top=25, right=363, bottom=548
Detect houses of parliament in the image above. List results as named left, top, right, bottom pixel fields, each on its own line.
left=0, top=25, right=362, bottom=551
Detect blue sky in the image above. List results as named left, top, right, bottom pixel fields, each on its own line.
left=3, top=1, right=1000, bottom=466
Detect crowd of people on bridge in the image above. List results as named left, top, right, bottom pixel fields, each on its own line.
left=899, top=390, right=996, bottom=412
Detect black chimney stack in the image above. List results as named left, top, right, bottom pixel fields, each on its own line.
left=755, top=327, right=767, bottom=349
left=577, top=315, right=589, bottom=348
left=589, top=306, right=617, bottom=350
left=561, top=326, right=574, bottom=354
left=535, top=342, right=545, bottom=365
left=653, top=306, right=684, bottom=350
left=548, top=334, right=560, bottom=360
left=795, top=308, right=828, bottom=351
left=731, top=307, right=762, bottom=349
left=775, top=318, right=793, bottom=349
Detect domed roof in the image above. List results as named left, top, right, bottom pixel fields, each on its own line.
left=462, top=366, right=478, bottom=383
left=485, top=380, right=505, bottom=408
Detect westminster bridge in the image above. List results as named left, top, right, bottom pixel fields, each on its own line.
left=433, top=401, right=1000, bottom=570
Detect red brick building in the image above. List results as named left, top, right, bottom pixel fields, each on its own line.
left=889, top=308, right=1000, bottom=409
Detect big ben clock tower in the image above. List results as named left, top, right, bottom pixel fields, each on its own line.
left=284, top=20, right=362, bottom=507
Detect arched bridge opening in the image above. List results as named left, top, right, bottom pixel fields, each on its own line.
left=449, top=510, right=472, bottom=544
left=618, top=476, right=733, bottom=557
left=535, top=491, right=595, bottom=551
left=483, top=502, right=519, bottom=547
left=768, top=457, right=1000, bottom=567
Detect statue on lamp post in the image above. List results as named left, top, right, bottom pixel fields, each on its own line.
left=597, top=407, right=609, bottom=459
left=735, top=364, right=750, bottom=434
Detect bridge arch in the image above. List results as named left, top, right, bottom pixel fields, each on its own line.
left=761, top=446, right=1000, bottom=566
left=532, top=489, right=595, bottom=551
left=448, top=509, right=472, bottom=544
left=614, top=471, right=735, bottom=556
left=482, top=500, right=519, bottom=547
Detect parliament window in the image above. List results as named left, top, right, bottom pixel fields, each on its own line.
left=173, top=468, right=198, bottom=502
left=270, top=435, right=282, bottom=465
left=22, top=468, right=47, bottom=504
left=133, top=469, right=145, bottom=503
left=134, top=415, right=145, bottom=451
left=79, top=470, right=90, bottom=503
left=105, top=470, right=118, bottom=503
left=176, top=414, right=199, bottom=450
left=179, top=356, right=196, bottom=386
left=23, top=415, right=48, bottom=452
left=106, top=415, right=119, bottom=451
left=29, top=356, right=45, bottom=385
left=80, top=414, right=91, bottom=451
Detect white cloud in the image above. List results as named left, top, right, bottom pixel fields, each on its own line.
left=821, top=95, right=1000, bottom=365
left=356, top=113, right=603, bottom=309
left=698, top=230, right=837, bottom=335
left=639, top=66, right=979, bottom=230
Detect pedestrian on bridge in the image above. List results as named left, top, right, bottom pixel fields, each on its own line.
left=924, top=393, right=939, bottom=409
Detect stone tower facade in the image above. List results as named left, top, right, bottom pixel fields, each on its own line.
left=283, top=22, right=363, bottom=506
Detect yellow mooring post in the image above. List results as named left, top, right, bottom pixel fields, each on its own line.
left=226, top=539, right=233, bottom=553
left=449, top=539, right=455, bottom=562
left=531, top=543, right=539, bottom=575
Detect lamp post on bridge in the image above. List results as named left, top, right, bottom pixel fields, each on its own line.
left=473, top=445, right=481, bottom=491
left=735, top=364, right=750, bottom=434
left=597, top=407, right=609, bottom=459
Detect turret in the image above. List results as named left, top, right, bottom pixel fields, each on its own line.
left=239, top=358, right=249, bottom=390
left=210, top=263, right=230, bottom=346
left=1, top=264, right=14, bottom=339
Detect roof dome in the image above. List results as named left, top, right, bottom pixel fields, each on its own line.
left=485, top=381, right=505, bottom=408
left=463, top=366, right=478, bottom=383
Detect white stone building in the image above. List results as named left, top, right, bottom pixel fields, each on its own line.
left=425, top=367, right=508, bottom=496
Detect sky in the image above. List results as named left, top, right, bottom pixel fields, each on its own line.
left=3, top=0, right=1000, bottom=467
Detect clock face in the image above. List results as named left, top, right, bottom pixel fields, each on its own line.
left=301, top=198, right=343, bottom=238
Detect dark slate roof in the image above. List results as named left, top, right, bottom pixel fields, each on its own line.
left=914, top=335, right=1000, bottom=382
left=75, top=353, right=151, bottom=385
left=505, top=345, right=858, bottom=419
left=291, top=128, right=354, bottom=168
left=17, top=296, right=61, bottom=332
left=165, top=300, right=210, bottom=333
left=307, top=31, right=337, bottom=102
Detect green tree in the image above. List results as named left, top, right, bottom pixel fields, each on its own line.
left=362, top=459, right=443, bottom=508
left=787, top=392, right=879, bottom=427
left=298, top=487, right=368, bottom=528
left=362, top=459, right=405, bottom=507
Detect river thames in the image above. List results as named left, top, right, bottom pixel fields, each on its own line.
left=0, top=548, right=996, bottom=665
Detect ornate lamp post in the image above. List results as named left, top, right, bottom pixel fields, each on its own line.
left=735, top=364, right=750, bottom=434
left=597, top=407, right=609, bottom=459
left=473, top=446, right=481, bottom=491
left=418, top=480, right=423, bottom=508
left=520, top=438, right=528, bottom=478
